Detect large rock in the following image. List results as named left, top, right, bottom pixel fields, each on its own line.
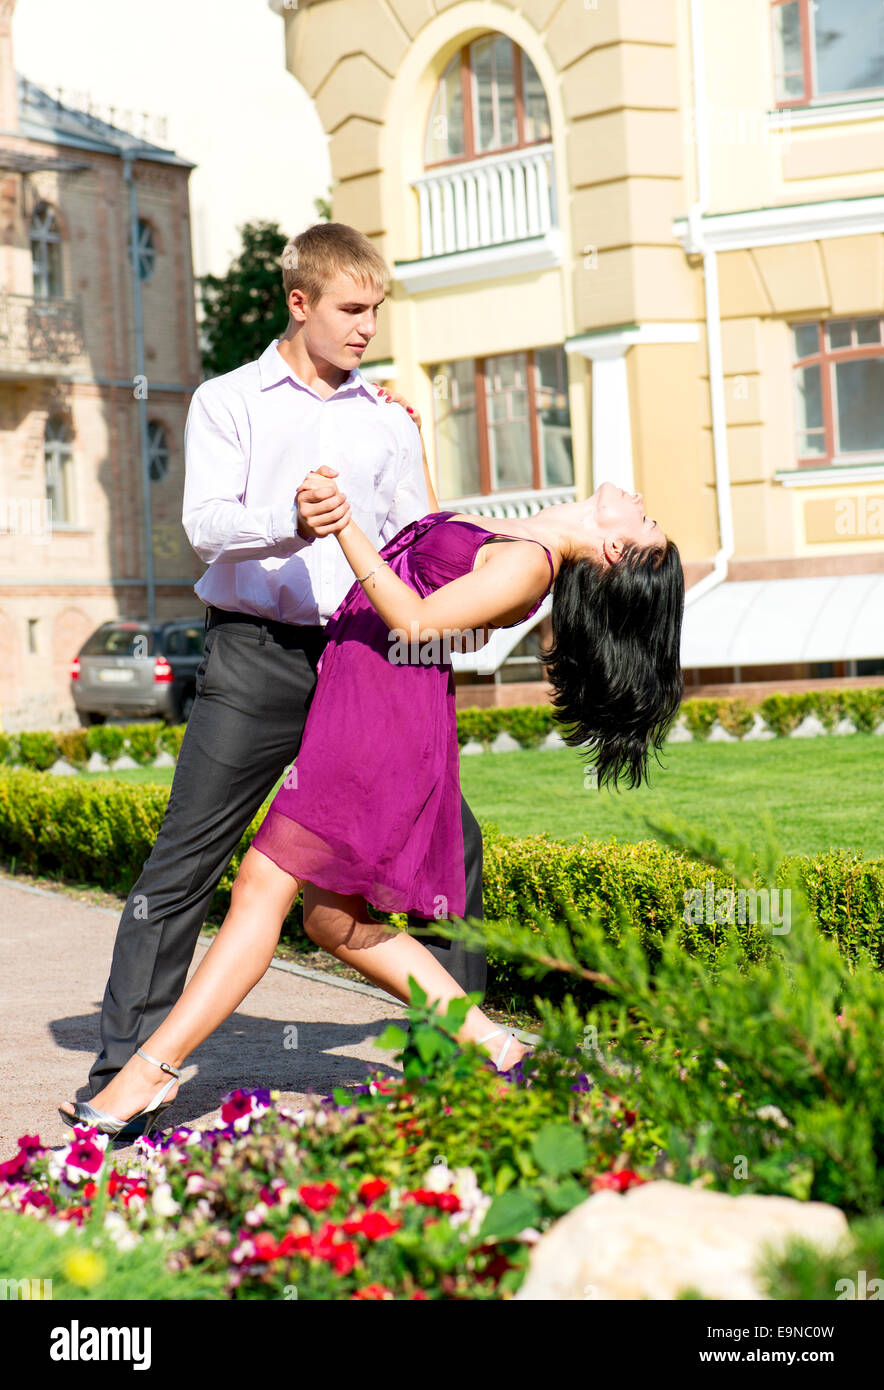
left=513, top=1179, right=847, bottom=1301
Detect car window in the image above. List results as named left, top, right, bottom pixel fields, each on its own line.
left=164, top=626, right=205, bottom=657
left=81, top=626, right=154, bottom=657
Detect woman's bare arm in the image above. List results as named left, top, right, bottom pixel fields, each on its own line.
left=331, top=513, right=550, bottom=640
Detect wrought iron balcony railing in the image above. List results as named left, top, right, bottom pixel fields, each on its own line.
left=0, top=292, right=86, bottom=372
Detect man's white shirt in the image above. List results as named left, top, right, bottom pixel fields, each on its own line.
left=182, top=339, right=431, bottom=625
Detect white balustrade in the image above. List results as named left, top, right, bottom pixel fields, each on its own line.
left=413, top=144, right=556, bottom=259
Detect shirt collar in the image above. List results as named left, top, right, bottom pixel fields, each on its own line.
left=258, top=339, right=380, bottom=403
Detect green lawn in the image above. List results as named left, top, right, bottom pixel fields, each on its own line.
left=81, top=732, right=884, bottom=859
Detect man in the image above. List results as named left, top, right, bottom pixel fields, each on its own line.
left=84, top=221, right=487, bottom=1111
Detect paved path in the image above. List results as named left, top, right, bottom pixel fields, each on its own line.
left=0, top=876, right=408, bottom=1158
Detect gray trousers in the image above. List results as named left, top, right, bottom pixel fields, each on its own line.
left=87, top=612, right=487, bottom=1094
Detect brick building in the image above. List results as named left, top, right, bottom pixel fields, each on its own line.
left=0, top=0, right=202, bottom=730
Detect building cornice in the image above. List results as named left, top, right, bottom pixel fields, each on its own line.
left=393, top=228, right=561, bottom=294
left=566, top=322, right=700, bottom=359
left=674, top=195, right=884, bottom=254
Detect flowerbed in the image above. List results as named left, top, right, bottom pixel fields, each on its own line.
left=0, top=997, right=651, bottom=1301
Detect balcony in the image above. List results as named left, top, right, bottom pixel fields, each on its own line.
left=0, top=293, right=87, bottom=377
left=442, top=484, right=576, bottom=519
left=395, top=144, right=561, bottom=294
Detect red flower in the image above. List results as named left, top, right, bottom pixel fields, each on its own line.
left=220, top=1090, right=253, bottom=1124
left=58, top=1205, right=87, bottom=1224
left=310, top=1221, right=360, bottom=1275
left=342, top=1210, right=401, bottom=1241
left=330, top=1242, right=359, bottom=1275
left=67, top=1138, right=105, bottom=1175
left=274, top=1230, right=312, bottom=1258
left=592, top=1169, right=645, bottom=1193
left=0, top=1150, right=28, bottom=1183
left=351, top=1283, right=394, bottom=1300
left=20, top=1188, right=56, bottom=1215
left=298, top=1181, right=340, bottom=1212
left=403, top=1188, right=439, bottom=1207
left=252, top=1231, right=280, bottom=1262
left=402, top=1188, right=460, bottom=1212
left=357, top=1177, right=389, bottom=1205
left=83, top=1182, right=98, bottom=1199
left=477, top=1247, right=514, bottom=1284
left=410, top=1289, right=429, bottom=1299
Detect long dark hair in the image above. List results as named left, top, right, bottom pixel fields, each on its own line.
left=541, top=537, right=685, bottom=791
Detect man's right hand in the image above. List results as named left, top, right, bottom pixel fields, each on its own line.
left=296, top=465, right=351, bottom=539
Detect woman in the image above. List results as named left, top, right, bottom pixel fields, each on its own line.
left=59, top=479, right=684, bottom=1136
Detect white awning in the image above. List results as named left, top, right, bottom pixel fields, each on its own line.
left=680, top=573, right=884, bottom=668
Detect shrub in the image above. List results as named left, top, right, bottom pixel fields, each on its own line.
left=158, top=723, right=187, bottom=759
left=843, top=688, right=884, bottom=734
left=681, top=699, right=719, bottom=739
left=757, top=1213, right=884, bottom=1300
left=17, top=731, right=60, bottom=771
left=85, top=725, right=126, bottom=762
left=716, top=698, right=755, bottom=739
left=124, top=722, right=162, bottom=765
left=55, top=730, right=89, bottom=767
left=812, top=690, right=847, bottom=733
left=759, top=692, right=812, bottom=736
left=437, top=814, right=884, bottom=1216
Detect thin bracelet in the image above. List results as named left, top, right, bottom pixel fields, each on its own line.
left=356, top=560, right=389, bottom=589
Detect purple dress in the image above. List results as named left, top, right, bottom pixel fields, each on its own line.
left=250, top=511, right=555, bottom=918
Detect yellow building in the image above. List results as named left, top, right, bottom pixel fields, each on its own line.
left=273, top=0, right=884, bottom=703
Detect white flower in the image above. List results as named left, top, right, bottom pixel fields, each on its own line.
left=422, top=1163, right=453, bottom=1193
left=244, top=1203, right=269, bottom=1227
left=151, top=1182, right=181, bottom=1217
left=103, top=1211, right=139, bottom=1252
left=231, top=1238, right=256, bottom=1265
left=185, top=1174, right=207, bottom=1196
left=755, top=1104, right=791, bottom=1130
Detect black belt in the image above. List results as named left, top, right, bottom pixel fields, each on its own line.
left=205, top=605, right=327, bottom=656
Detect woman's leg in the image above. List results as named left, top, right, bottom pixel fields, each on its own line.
left=64, top=846, right=302, bottom=1121
left=302, top=883, right=528, bottom=1070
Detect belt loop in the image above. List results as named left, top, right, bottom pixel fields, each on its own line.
left=258, top=623, right=267, bottom=646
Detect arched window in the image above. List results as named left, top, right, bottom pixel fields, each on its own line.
left=44, top=416, right=74, bottom=523
left=130, top=218, right=156, bottom=281
left=147, top=421, right=170, bottom=481
left=30, top=202, right=63, bottom=299
left=425, top=34, right=551, bottom=166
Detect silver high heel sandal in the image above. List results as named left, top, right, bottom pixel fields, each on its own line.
left=476, top=1027, right=524, bottom=1071
left=58, top=1047, right=181, bottom=1140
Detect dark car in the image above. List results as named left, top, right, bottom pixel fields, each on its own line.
left=71, top=616, right=207, bottom=726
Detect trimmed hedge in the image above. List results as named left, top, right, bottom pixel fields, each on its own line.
left=1, top=770, right=881, bottom=1012
left=2, top=687, right=882, bottom=771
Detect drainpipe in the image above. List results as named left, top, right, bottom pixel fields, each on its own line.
left=682, top=0, right=734, bottom=608
left=122, top=146, right=156, bottom=625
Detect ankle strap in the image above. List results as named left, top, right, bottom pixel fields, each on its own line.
left=137, top=1046, right=181, bottom=1079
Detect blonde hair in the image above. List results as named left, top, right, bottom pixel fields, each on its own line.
left=281, top=222, right=389, bottom=309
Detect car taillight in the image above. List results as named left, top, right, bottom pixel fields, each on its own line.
left=153, top=656, right=173, bottom=683
left=70, top=656, right=80, bottom=681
